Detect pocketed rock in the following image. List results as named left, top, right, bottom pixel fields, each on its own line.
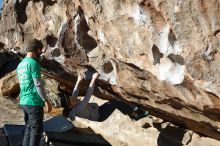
left=1, top=0, right=220, bottom=141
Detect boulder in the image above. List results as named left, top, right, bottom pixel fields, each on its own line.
left=0, top=71, right=19, bottom=97
left=0, top=97, right=23, bottom=125
left=1, top=0, right=220, bottom=141
left=73, top=96, right=220, bottom=146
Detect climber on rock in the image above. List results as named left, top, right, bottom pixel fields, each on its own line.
left=61, top=72, right=148, bottom=122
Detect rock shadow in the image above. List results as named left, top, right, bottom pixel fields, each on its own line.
left=153, top=122, right=185, bottom=146
left=168, top=53, right=185, bottom=65
left=152, top=45, right=163, bottom=65
left=77, top=6, right=97, bottom=53
left=0, top=42, right=5, bottom=49
left=15, top=0, right=29, bottom=24
left=0, top=52, right=20, bottom=78
left=168, top=29, right=177, bottom=47
left=15, top=0, right=57, bottom=24
left=45, top=35, right=57, bottom=47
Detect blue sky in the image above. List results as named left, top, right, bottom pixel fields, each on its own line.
left=0, top=0, right=3, bottom=10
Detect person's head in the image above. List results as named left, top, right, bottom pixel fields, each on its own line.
left=26, top=39, right=44, bottom=59
left=61, top=95, right=81, bottom=117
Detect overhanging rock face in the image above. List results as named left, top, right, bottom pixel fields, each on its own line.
left=1, top=0, right=220, bottom=140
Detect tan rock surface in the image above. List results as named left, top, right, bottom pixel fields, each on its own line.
left=0, top=97, right=23, bottom=126
left=0, top=71, right=19, bottom=97
left=73, top=96, right=220, bottom=146
left=1, top=0, right=220, bottom=141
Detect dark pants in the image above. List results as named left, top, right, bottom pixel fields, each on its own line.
left=98, top=100, right=133, bottom=122
left=21, top=106, right=44, bottom=146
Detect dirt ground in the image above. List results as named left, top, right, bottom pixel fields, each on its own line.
left=0, top=97, right=23, bottom=126
left=0, top=96, right=54, bottom=126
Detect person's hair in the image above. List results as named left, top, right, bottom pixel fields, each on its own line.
left=59, top=92, right=72, bottom=117
left=26, top=39, right=43, bottom=52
